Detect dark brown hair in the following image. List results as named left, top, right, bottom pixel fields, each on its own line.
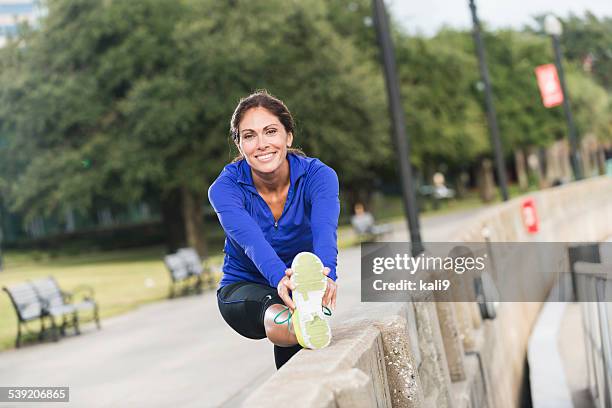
left=229, top=90, right=304, bottom=162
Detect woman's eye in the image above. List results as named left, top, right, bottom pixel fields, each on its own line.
left=243, top=133, right=255, bottom=139
left=266, top=129, right=277, bottom=135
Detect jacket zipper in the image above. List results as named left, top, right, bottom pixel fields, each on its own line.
left=273, top=184, right=294, bottom=230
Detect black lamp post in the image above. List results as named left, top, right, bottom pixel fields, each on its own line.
left=544, top=15, right=583, bottom=181
left=469, top=0, right=509, bottom=201
left=372, top=0, right=423, bottom=255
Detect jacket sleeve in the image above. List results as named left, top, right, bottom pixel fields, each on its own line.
left=306, top=164, right=340, bottom=281
left=208, top=176, right=287, bottom=288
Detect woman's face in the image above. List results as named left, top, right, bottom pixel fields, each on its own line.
left=237, top=107, right=293, bottom=175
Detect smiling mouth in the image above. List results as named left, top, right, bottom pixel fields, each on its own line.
left=255, top=152, right=276, bottom=162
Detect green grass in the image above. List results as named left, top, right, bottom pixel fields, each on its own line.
left=0, top=247, right=224, bottom=351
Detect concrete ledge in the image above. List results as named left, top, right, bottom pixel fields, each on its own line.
left=243, top=323, right=388, bottom=406
left=451, top=354, right=486, bottom=408
left=243, top=303, right=426, bottom=407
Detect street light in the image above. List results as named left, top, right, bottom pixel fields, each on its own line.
left=469, top=0, right=509, bottom=202
left=371, top=0, right=423, bottom=256
left=544, top=15, right=583, bottom=181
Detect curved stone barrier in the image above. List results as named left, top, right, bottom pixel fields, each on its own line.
left=244, top=177, right=612, bottom=408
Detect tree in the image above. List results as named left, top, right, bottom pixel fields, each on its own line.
left=559, top=13, right=612, bottom=92
left=394, top=31, right=489, bottom=182
left=0, top=0, right=392, bottom=252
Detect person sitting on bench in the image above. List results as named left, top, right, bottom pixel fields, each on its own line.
left=351, top=203, right=392, bottom=241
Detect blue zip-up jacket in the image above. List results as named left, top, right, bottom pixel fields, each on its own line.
left=208, top=153, right=340, bottom=289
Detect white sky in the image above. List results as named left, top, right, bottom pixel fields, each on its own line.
left=388, top=0, right=612, bottom=35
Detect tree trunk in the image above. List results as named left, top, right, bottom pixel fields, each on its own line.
left=514, top=149, right=528, bottom=191
left=559, top=140, right=572, bottom=181
left=160, top=188, right=186, bottom=253
left=181, top=187, right=207, bottom=258
left=545, top=141, right=562, bottom=185
left=477, top=158, right=495, bottom=203
left=597, top=146, right=606, bottom=175
left=454, top=171, right=469, bottom=198
left=581, top=143, right=592, bottom=178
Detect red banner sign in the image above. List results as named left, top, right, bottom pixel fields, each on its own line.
left=521, top=198, right=539, bottom=234
left=535, top=64, right=564, bottom=108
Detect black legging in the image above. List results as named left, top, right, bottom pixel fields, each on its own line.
left=274, top=344, right=302, bottom=369
left=217, top=281, right=302, bottom=369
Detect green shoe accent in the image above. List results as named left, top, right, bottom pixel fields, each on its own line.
left=273, top=307, right=292, bottom=326
left=290, top=252, right=332, bottom=349
left=305, top=315, right=330, bottom=349
left=322, top=305, right=332, bottom=316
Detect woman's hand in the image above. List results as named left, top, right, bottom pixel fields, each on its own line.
left=277, top=269, right=296, bottom=311
left=322, top=267, right=337, bottom=310
left=277, top=267, right=337, bottom=311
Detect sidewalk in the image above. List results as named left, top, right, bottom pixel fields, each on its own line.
left=0, top=208, right=484, bottom=408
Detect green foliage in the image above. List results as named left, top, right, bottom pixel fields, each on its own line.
left=560, top=13, right=612, bottom=92
left=0, top=0, right=391, bottom=223
left=567, top=71, right=612, bottom=141
left=483, top=30, right=566, bottom=148
left=395, top=32, right=489, bottom=168
left=0, top=1, right=609, bottom=234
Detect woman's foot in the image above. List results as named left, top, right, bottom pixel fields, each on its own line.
left=290, top=252, right=332, bottom=349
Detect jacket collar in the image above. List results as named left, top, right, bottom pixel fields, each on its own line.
left=236, top=153, right=306, bottom=192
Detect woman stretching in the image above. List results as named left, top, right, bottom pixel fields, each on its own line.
left=208, top=90, right=339, bottom=369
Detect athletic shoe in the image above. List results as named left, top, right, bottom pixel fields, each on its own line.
left=290, top=252, right=332, bottom=349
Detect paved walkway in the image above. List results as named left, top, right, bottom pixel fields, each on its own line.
left=0, top=208, right=484, bottom=408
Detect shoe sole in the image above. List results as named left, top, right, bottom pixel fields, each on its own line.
left=291, top=252, right=331, bottom=349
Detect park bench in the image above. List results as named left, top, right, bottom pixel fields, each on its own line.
left=3, top=282, right=47, bottom=348
left=164, top=248, right=214, bottom=297
left=30, top=276, right=100, bottom=335
left=164, top=251, right=203, bottom=298
left=351, top=211, right=393, bottom=242
left=177, top=247, right=215, bottom=288
left=418, top=184, right=456, bottom=210
left=3, top=278, right=99, bottom=348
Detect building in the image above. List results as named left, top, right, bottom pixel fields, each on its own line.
left=0, top=0, right=41, bottom=47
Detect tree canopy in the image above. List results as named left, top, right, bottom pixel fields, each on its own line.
left=0, top=0, right=391, bottom=249
left=0, top=1, right=610, bottom=249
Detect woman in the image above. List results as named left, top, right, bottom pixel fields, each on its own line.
left=208, top=90, right=339, bottom=369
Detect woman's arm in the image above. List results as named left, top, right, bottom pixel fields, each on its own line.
left=307, top=164, right=340, bottom=281
left=208, top=176, right=287, bottom=287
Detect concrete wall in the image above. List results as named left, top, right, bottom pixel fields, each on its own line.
left=244, top=177, right=612, bottom=408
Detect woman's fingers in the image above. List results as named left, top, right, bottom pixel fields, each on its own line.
left=277, top=276, right=296, bottom=310
left=321, top=267, right=332, bottom=306
left=331, top=283, right=337, bottom=310
left=323, top=278, right=337, bottom=309
left=322, top=284, right=331, bottom=307
left=284, top=269, right=295, bottom=290
left=280, top=288, right=296, bottom=310
left=327, top=281, right=336, bottom=309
